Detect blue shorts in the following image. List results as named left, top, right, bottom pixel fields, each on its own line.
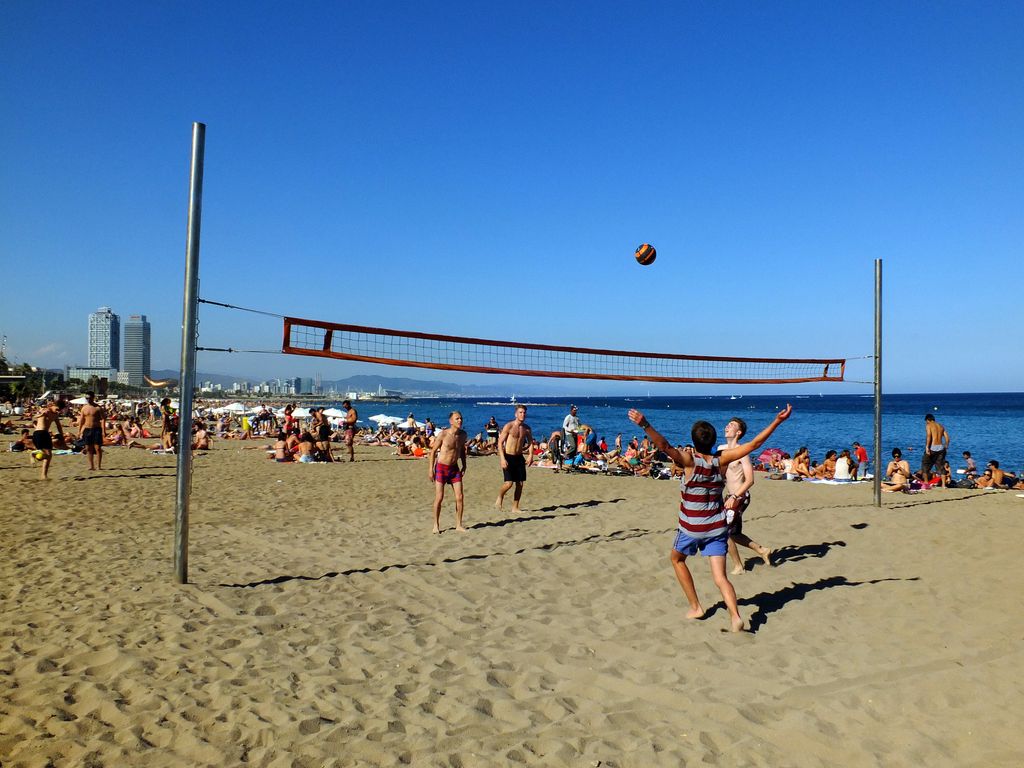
left=672, top=530, right=728, bottom=557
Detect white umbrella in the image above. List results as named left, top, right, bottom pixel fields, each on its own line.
left=322, top=408, right=346, bottom=418
left=224, top=402, right=249, bottom=412
left=69, top=396, right=89, bottom=405
left=291, top=407, right=311, bottom=418
left=369, top=414, right=403, bottom=425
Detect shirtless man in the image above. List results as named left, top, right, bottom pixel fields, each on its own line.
left=922, top=414, right=950, bottom=483
left=721, top=417, right=773, bottom=575
left=429, top=411, right=469, bottom=533
left=77, top=391, right=106, bottom=470
left=496, top=405, right=533, bottom=513
left=987, top=461, right=1019, bottom=489
left=32, top=400, right=65, bottom=480
left=342, top=400, right=358, bottom=461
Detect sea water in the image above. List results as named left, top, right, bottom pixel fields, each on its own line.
left=330, top=392, right=1024, bottom=473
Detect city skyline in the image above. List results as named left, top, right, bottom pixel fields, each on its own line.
left=65, top=306, right=152, bottom=387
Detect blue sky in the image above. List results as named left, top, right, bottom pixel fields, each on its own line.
left=2, top=1, right=1021, bottom=394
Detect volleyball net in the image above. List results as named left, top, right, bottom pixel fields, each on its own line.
left=281, top=316, right=845, bottom=385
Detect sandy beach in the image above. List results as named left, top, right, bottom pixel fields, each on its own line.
left=3, top=442, right=1023, bottom=767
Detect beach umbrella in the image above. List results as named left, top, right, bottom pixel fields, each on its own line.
left=369, top=414, right=403, bottom=425
left=69, top=396, right=89, bottom=405
left=291, top=407, right=311, bottom=418
left=223, top=402, right=248, bottom=412
left=322, top=407, right=346, bottom=418
left=757, top=448, right=785, bottom=464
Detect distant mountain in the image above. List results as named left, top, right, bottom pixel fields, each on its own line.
left=325, top=375, right=497, bottom=396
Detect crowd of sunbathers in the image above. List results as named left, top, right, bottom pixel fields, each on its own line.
left=878, top=448, right=1023, bottom=492
left=757, top=443, right=1023, bottom=492
left=761, top=444, right=868, bottom=481
left=4, top=397, right=203, bottom=455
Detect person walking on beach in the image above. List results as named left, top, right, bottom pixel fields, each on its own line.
left=922, top=414, right=950, bottom=483
left=496, top=405, right=533, bottom=513
left=76, top=391, right=106, bottom=471
left=32, top=399, right=65, bottom=480
left=721, top=417, right=773, bottom=575
left=429, top=411, right=468, bottom=533
left=628, top=404, right=792, bottom=632
left=852, top=441, right=869, bottom=479
left=562, top=404, right=580, bottom=459
left=342, top=400, right=358, bottom=461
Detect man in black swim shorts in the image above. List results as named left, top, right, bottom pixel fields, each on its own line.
left=77, top=391, right=107, bottom=471
left=495, top=405, right=533, bottom=514
left=32, top=400, right=65, bottom=480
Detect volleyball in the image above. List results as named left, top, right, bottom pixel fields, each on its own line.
left=635, top=243, right=656, bottom=266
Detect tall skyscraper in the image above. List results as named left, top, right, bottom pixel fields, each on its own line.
left=123, top=315, right=151, bottom=386
left=88, top=307, right=120, bottom=369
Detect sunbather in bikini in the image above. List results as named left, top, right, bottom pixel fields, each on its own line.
left=881, top=449, right=912, bottom=492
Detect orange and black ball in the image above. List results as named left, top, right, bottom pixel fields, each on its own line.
left=635, top=243, right=656, bottom=266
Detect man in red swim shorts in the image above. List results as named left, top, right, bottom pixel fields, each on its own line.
left=428, top=411, right=469, bottom=534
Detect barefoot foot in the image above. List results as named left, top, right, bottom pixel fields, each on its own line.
left=759, top=547, right=773, bottom=566
left=731, top=565, right=744, bottom=575
left=685, top=607, right=705, bottom=620
left=432, top=526, right=441, bottom=534
left=455, top=525, right=467, bottom=532
left=730, top=616, right=746, bottom=633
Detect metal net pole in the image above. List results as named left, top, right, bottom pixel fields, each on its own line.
left=175, top=122, right=205, bottom=584
left=873, top=259, right=882, bottom=507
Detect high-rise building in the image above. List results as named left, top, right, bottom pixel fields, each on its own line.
left=123, top=315, right=151, bottom=386
left=88, top=307, right=120, bottom=369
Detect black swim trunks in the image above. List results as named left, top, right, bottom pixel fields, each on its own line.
left=32, top=430, right=53, bottom=451
left=921, top=449, right=946, bottom=476
left=726, top=492, right=751, bottom=535
left=83, top=427, right=103, bottom=446
left=502, top=453, right=527, bottom=483
left=318, top=424, right=331, bottom=441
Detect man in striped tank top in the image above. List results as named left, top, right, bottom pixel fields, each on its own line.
left=628, top=404, right=792, bottom=632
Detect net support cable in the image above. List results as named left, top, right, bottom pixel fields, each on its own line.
left=281, top=316, right=846, bottom=385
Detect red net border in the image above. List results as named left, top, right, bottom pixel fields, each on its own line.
left=282, top=317, right=846, bottom=385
